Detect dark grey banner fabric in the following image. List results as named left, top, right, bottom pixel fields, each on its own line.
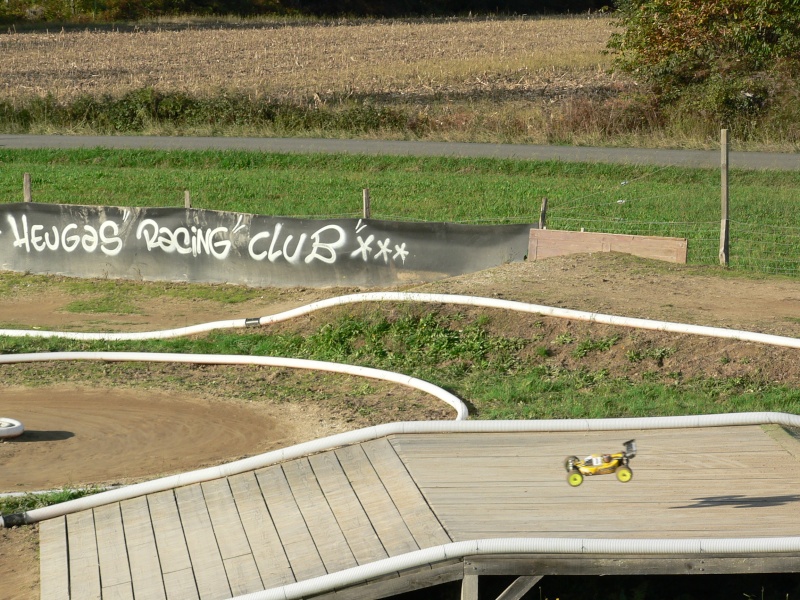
left=0, top=203, right=532, bottom=287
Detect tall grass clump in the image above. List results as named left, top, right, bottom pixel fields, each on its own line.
left=0, top=486, right=105, bottom=514
left=0, top=90, right=418, bottom=137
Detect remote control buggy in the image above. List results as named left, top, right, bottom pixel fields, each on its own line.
left=564, top=439, right=636, bottom=487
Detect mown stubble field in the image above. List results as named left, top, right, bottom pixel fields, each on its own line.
left=0, top=16, right=646, bottom=145
left=1, top=16, right=618, bottom=103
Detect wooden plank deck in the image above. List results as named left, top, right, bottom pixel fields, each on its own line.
left=39, top=425, right=800, bottom=599
left=40, top=433, right=452, bottom=600
left=389, top=426, right=800, bottom=540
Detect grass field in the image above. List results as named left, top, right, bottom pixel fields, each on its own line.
left=2, top=148, right=800, bottom=273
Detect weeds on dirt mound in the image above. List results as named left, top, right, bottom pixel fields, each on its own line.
left=2, top=309, right=800, bottom=421
left=0, top=486, right=105, bottom=514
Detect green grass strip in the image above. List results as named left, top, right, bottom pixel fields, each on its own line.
left=2, top=148, right=799, bottom=272
left=0, top=486, right=105, bottom=514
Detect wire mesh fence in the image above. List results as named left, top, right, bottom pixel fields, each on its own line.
left=729, top=221, right=800, bottom=276
left=6, top=152, right=799, bottom=278
left=540, top=217, right=800, bottom=277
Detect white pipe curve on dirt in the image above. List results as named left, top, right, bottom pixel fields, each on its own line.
left=234, top=535, right=800, bottom=600
left=1, top=292, right=800, bottom=349
left=2, top=411, right=799, bottom=528
left=0, top=351, right=468, bottom=422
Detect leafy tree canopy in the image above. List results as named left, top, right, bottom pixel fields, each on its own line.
left=608, top=0, right=800, bottom=120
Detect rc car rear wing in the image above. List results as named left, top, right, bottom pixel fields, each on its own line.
left=624, top=439, right=637, bottom=459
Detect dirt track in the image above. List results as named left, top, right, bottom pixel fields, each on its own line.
left=4, top=253, right=800, bottom=495
left=3, top=253, right=800, bottom=599
left=1, top=387, right=294, bottom=492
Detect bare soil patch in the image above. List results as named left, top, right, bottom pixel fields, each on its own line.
left=0, top=285, right=351, bottom=333
left=417, top=254, right=800, bottom=338
left=3, top=252, right=800, bottom=598
left=0, top=524, right=38, bottom=600
left=1, top=386, right=296, bottom=492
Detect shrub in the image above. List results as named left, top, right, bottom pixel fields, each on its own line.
left=608, top=0, right=800, bottom=128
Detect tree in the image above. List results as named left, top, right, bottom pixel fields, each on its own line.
left=607, top=0, right=800, bottom=123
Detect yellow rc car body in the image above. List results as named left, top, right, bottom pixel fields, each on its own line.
left=564, top=439, right=636, bottom=487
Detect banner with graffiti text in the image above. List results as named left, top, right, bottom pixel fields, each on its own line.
left=0, top=203, right=533, bottom=287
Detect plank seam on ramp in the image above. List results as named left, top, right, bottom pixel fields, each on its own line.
left=307, top=450, right=390, bottom=567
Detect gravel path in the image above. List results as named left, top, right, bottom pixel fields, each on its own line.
left=1, top=135, right=798, bottom=170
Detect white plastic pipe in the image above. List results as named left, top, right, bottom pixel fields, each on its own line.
left=0, top=351, right=468, bottom=421
left=1, top=292, right=800, bottom=349
left=232, top=536, right=800, bottom=600
left=3, top=411, right=798, bottom=527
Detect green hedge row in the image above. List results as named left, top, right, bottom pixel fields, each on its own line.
left=0, top=90, right=418, bottom=135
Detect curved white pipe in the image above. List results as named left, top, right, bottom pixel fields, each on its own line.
left=233, top=535, right=800, bottom=600
left=3, top=411, right=798, bottom=527
left=0, top=351, right=468, bottom=422
left=1, top=292, right=800, bottom=349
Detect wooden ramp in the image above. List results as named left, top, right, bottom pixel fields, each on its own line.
left=39, top=425, right=800, bottom=599
left=39, top=438, right=455, bottom=600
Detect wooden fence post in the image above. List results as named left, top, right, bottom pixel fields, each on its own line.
left=460, top=574, right=478, bottom=600
left=184, top=190, right=191, bottom=209
left=362, top=188, right=371, bottom=219
left=23, top=173, right=31, bottom=202
left=719, top=129, right=729, bottom=266
left=539, top=197, right=548, bottom=230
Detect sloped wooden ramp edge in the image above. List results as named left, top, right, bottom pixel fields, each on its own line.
left=38, top=424, right=800, bottom=600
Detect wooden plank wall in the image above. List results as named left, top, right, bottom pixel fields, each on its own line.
left=529, top=230, right=688, bottom=263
